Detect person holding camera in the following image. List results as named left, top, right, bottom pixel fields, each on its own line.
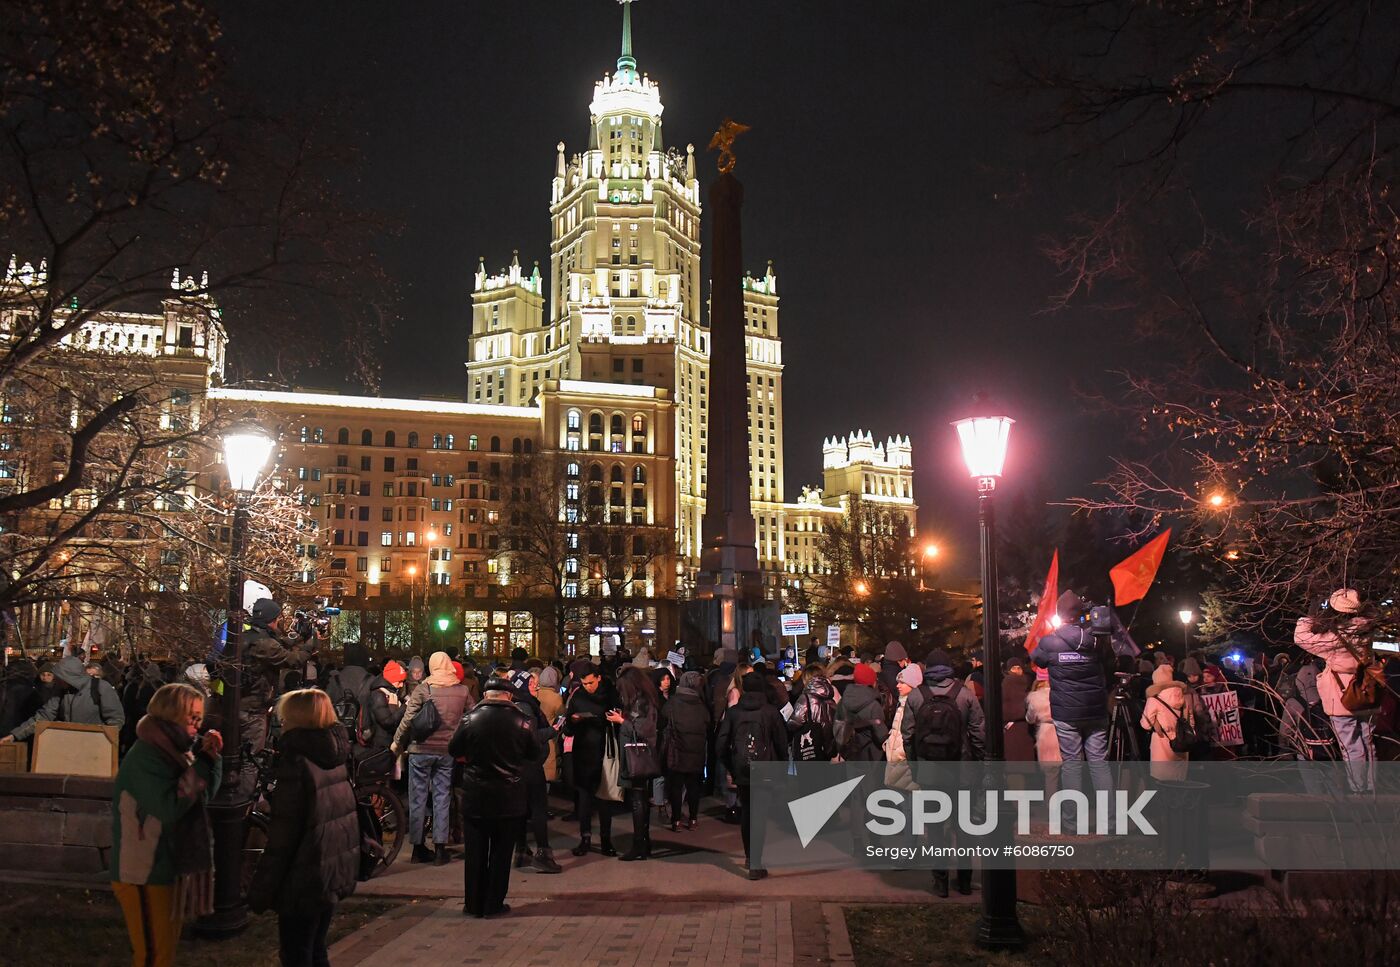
left=233, top=599, right=314, bottom=780
left=1031, top=592, right=1116, bottom=806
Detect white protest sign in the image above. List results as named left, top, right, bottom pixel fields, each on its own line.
left=1200, top=688, right=1243, bottom=746
left=780, top=613, right=810, bottom=637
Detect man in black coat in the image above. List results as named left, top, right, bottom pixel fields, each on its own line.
left=448, top=677, right=540, bottom=918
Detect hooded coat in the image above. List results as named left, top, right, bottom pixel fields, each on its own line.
left=390, top=653, right=472, bottom=755
left=247, top=725, right=358, bottom=915
left=1141, top=666, right=1192, bottom=779
left=535, top=668, right=565, bottom=781
left=659, top=675, right=711, bottom=773
left=8, top=656, right=124, bottom=740
left=836, top=682, right=889, bottom=761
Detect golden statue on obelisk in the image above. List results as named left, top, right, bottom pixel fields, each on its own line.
left=708, top=118, right=751, bottom=174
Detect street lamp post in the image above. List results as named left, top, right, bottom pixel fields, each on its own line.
left=1178, top=609, right=1194, bottom=658
left=953, top=399, right=1025, bottom=951
left=196, top=420, right=274, bottom=938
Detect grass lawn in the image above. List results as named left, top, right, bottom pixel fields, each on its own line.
left=0, top=882, right=404, bottom=967
left=845, top=903, right=1051, bottom=967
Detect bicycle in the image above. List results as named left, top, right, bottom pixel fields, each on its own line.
left=239, top=743, right=408, bottom=898
left=349, top=747, right=408, bottom=871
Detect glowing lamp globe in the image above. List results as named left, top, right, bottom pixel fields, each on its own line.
left=437, top=617, right=450, bottom=633
left=222, top=423, right=274, bottom=493
left=953, top=406, right=1014, bottom=481
left=1178, top=610, right=1193, bottom=625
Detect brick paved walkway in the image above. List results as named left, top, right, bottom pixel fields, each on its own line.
left=329, top=898, right=853, bottom=967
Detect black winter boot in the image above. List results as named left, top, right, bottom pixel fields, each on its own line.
left=434, top=845, right=450, bottom=866
left=411, top=844, right=433, bottom=864
left=571, top=836, right=591, bottom=857
left=932, top=871, right=950, bottom=898
left=533, top=848, right=562, bottom=874
left=599, top=835, right=618, bottom=857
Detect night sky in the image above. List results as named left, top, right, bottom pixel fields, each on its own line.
left=217, top=1, right=1127, bottom=578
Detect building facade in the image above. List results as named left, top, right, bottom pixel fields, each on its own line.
left=0, top=4, right=918, bottom=657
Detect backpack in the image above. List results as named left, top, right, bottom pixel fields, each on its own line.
left=911, top=683, right=965, bottom=761
left=729, top=715, right=773, bottom=783
left=791, top=696, right=832, bottom=762
left=1152, top=697, right=1198, bottom=754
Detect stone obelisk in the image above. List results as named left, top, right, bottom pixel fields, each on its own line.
left=696, top=120, right=763, bottom=652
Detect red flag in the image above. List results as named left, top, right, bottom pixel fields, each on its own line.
left=1024, top=550, right=1059, bottom=653
left=1109, top=529, right=1172, bottom=605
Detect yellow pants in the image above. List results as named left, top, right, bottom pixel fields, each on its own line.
left=112, top=882, right=181, bottom=967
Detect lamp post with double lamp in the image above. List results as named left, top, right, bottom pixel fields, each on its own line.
left=1179, top=609, right=1194, bottom=659
left=196, top=420, right=274, bottom=938
left=952, top=398, right=1025, bottom=951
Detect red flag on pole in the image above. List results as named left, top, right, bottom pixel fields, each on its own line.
left=1109, top=529, right=1172, bottom=606
left=1024, top=550, right=1059, bottom=654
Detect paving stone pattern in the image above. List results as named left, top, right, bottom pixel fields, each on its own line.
left=330, top=899, right=803, bottom=967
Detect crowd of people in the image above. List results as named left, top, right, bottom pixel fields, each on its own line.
left=0, top=585, right=1394, bottom=965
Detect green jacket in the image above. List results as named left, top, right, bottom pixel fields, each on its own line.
left=110, top=740, right=221, bottom=885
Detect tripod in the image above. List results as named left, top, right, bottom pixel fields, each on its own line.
left=1106, top=675, right=1143, bottom=763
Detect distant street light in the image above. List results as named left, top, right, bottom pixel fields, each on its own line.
left=854, top=580, right=869, bottom=596
left=953, top=396, right=1023, bottom=951
left=1207, top=493, right=1227, bottom=508
left=924, top=543, right=940, bottom=558
left=1179, top=609, right=1194, bottom=657
left=198, top=418, right=273, bottom=938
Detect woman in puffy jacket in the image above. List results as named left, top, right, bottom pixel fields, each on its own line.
left=660, top=670, right=711, bottom=830
left=248, top=689, right=358, bottom=967
left=1296, top=588, right=1377, bottom=792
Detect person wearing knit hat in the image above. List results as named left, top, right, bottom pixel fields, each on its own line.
left=853, top=663, right=878, bottom=688
left=884, top=664, right=925, bottom=792
left=1140, top=664, right=1194, bottom=780
left=1296, top=591, right=1377, bottom=792
left=364, top=660, right=407, bottom=757
left=1178, top=657, right=1203, bottom=686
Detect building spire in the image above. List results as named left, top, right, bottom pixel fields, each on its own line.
left=617, top=0, right=637, bottom=77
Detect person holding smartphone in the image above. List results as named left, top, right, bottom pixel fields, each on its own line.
left=564, top=663, right=619, bottom=857
left=510, top=669, right=563, bottom=873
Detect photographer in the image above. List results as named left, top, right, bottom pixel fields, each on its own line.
left=1295, top=589, right=1378, bottom=793
left=234, top=599, right=315, bottom=788
left=1031, top=592, right=1117, bottom=804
